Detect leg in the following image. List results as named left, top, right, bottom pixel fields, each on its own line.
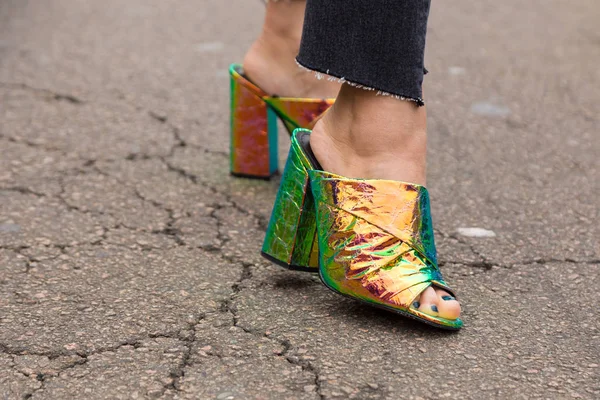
left=229, top=0, right=338, bottom=179
left=243, top=0, right=339, bottom=98
left=300, top=0, right=461, bottom=321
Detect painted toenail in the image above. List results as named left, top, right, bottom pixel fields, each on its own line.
left=412, top=301, right=420, bottom=309
left=431, top=305, right=438, bottom=312
left=441, top=296, right=455, bottom=301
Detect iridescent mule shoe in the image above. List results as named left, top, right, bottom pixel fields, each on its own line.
left=229, top=64, right=334, bottom=179
left=261, top=129, right=463, bottom=330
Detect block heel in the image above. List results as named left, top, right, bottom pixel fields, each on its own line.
left=228, top=64, right=334, bottom=180
left=261, top=129, right=319, bottom=272
left=230, top=65, right=279, bottom=179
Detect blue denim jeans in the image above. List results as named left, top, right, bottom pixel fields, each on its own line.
left=297, top=0, right=430, bottom=105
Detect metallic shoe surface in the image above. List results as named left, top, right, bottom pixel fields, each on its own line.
left=261, top=129, right=319, bottom=271
left=230, top=65, right=278, bottom=178
left=230, top=63, right=334, bottom=134
left=264, top=96, right=334, bottom=134
left=308, top=169, right=463, bottom=329
left=229, top=64, right=333, bottom=179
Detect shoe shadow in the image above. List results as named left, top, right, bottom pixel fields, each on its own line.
left=272, top=273, right=319, bottom=290
left=270, top=272, right=460, bottom=336
left=333, top=302, right=460, bottom=336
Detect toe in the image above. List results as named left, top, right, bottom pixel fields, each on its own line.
left=411, top=286, right=461, bottom=321
left=433, top=288, right=461, bottom=320
left=413, top=286, right=439, bottom=316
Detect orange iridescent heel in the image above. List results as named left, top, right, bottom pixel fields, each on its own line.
left=229, top=64, right=334, bottom=179
left=262, top=129, right=463, bottom=330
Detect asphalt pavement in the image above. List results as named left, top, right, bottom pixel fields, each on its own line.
left=1, top=0, right=599, bottom=399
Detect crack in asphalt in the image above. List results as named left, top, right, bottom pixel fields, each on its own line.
left=130, top=187, right=188, bottom=246
left=436, top=228, right=493, bottom=268
left=2, top=142, right=597, bottom=273
left=435, top=228, right=599, bottom=272
left=0, top=186, right=47, bottom=198
left=18, top=354, right=87, bottom=399
left=0, top=132, right=71, bottom=158
left=147, top=110, right=188, bottom=159
left=2, top=323, right=205, bottom=398
left=159, top=157, right=269, bottom=233
left=1, top=83, right=598, bottom=399
left=280, top=340, right=324, bottom=400
left=8, top=246, right=43, bottom=274
left=215, top=262, right=325, bottom=399
left=0, top=337, right=145, bottom=360
left=7, top=355, right=38, bottom=381
left=0, top=81, right=84, bottom=105
left=2, top=137, right=269, bottom=392
left=159, top=314, right=205, bottom=394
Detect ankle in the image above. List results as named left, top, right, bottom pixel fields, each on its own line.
left=310, top=85, right=428, bottom=184
left=243, top=36, right=340, bottom=99
left=243, top=1, right=342, bottom=98
left=263, top=1, right=306, bottom=42
left=246, top=1, right=305, bottom=68
left=243, top=2, right=303, bottom=91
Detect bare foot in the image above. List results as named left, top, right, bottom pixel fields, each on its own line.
left=310, top=84, right=428, bottom=184
left=242, top=1, right=340, bottom=99
left=310, top=84, right=461, bottom=321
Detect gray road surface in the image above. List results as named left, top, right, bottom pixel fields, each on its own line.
left=1, top=0, right=599, bottom=399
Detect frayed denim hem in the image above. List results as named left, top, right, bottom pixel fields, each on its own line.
left=296, top=58, right=425, bottom=106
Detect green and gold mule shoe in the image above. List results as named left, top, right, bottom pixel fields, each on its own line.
left=261, top=129, right=463, bottom=330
